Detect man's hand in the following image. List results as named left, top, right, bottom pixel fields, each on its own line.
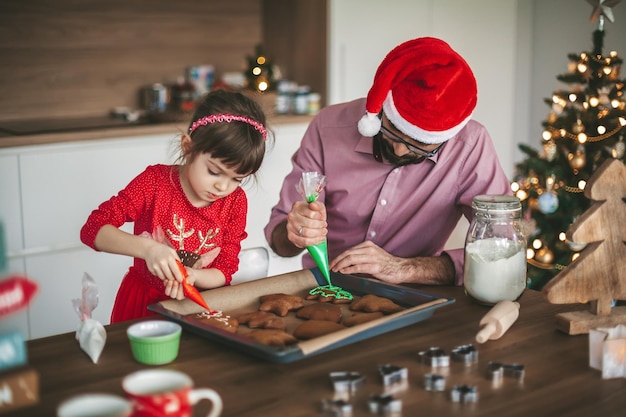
left=271, top=201, right=328, bottom=257
left=329, top=241, right=410, bottom=284
left=286, top=200, right=328, bottom=247
left=329, top=241, right=456, bottom=285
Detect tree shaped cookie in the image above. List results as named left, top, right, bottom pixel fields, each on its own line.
left=542, top=159, right=626, bottom=334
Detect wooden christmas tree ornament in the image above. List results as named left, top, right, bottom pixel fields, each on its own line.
left=542, top=159, right=626, bottom=335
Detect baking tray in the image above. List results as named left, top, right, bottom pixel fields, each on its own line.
left=148, top=268, right=455, bottom=363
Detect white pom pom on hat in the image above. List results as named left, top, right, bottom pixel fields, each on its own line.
left=358, top=37, right=477, bottom=144
left=357, top=112, right=381, bottom=137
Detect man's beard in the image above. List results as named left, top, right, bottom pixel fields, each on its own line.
left=374, top=134, right=425, bottom=166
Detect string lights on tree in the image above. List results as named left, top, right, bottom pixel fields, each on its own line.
left=511, top=0, right=626, bottom=289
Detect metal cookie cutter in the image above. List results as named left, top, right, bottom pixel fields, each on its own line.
left=368, top=393, right=402, bottom=416
left=424, top=373, right=446, bottom=392
left=378, top=364, right=408, bottom=387
left=320, top=398, right=352, bottom=416
left=451, top=344, right=478, bottom=364
left=418, top=347, right=450, bottom=367
left=330, top=371, right=365, bottom=394
left=486, top=362, right=525, bottom=383
left=450, top=384, right=479, bottom=403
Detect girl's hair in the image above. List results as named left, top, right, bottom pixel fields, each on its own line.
left=182, top=89, right=270, bottom=176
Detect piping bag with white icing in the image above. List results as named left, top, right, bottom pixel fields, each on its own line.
left=72, top=273, right=106, bottom=363
left=475, top=300, right=520, bottom=344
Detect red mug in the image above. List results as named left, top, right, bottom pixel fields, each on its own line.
left=122, top=369, right=222, bottom=417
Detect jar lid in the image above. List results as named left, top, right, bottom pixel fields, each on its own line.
left=472, top=195, right=521, bottom=212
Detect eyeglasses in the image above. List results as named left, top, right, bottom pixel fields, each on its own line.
left=379, top=124, right=445, bottom=158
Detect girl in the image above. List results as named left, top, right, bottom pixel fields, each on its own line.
left=80, top=89, right=269, bottom=323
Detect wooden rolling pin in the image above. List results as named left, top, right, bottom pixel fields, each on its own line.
left=475, top=300, right=520, bottom=343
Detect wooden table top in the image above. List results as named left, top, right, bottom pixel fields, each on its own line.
left=12, top=283, right=625, bottom=417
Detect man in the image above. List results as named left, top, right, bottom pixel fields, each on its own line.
left=264, top=37, right=511, bottom=286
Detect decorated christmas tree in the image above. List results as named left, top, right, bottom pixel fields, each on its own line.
left=511, top=0, right=626, bottom=290
left=245, top=44, right=277, bottom=93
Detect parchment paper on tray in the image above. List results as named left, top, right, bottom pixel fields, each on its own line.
left=149, top=269, right=454, bottom=363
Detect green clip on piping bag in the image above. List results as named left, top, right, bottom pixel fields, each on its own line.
left=297, top=172, right=331, bottom=284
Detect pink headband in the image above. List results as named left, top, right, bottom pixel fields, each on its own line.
left=188, top=114, right=267, bottom=140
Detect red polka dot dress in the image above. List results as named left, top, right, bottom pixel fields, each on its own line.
left=80, top=164, right=247, bottom=323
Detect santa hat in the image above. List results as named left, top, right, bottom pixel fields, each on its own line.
left=358, top=37, right=477, bottom=144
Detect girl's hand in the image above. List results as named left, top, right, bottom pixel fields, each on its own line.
left=164, top=278, right=186, bottom=300
left=144, top=242, right=185, bottom=283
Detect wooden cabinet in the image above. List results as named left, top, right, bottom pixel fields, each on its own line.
left=0, top=123, right=307, bottom=339
left=0, top=1, right=327, bottom=123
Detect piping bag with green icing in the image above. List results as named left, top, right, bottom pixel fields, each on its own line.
left=297, top=172, right=352, bottom=301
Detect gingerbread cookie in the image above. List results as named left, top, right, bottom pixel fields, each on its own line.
left=349, top=294, right=404, bottom=315
left=295, top=302, right=343, bottom=323
left=247, top=329, right=298, bottom=347
left=237, top=311, right=286, bottom=330
left=293, top=320, right=346, bottom=340
left=258, top=293, right=304, bottom=317
left=306, top=285, right=353, bottom=304
left=343, top=312, right=385, bottom=327
left=189, top=310, right=239, bottom=333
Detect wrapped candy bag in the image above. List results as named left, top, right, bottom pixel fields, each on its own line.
left=297, top=172, right=352, bottom=301
left=72, top=273, right=106, bottom=364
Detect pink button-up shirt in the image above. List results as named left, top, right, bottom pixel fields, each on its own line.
left=265, top=98, right=511, bottom=285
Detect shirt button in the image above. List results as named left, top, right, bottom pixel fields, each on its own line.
left=370, top=231, right=377, bottom=238
left=393, top=168, right=399, bottom=173
left=380, top=199, right=387, bottom=206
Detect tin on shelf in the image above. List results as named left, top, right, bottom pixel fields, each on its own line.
left=140, top=83, right=169, bottom=112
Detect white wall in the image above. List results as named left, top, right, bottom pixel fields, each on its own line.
left=328, top=0, right=521, bottom=178
left=327, top=0, right=523, bottom=248
left=327, top=0, right=626, bottom=249
left=328, top=0, right=626, bottom=177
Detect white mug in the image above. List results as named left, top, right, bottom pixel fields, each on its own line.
left=122, top=369, right=222, bottom=417
left=57, top=393, right=132, bottom=417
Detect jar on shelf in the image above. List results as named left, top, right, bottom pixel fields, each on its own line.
left=275, top=80, right=294, bottom=115
left=463, top=195, right=527, bottom=306
left=307, top=92, right=321, bottom=115
left=294, top=85, right=311, bottom=115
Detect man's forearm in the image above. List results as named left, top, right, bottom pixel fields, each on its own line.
left=270, top=220, right=305, bottom=257
left=406, top=253, right=456, bottom=285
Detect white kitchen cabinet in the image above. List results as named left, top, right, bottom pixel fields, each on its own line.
left=10, top=134, right=174, bottom=339
left=0, top=121, right=308, bottom=339
left=0, top=154, right=29, bottom=337
left=238, top=122, right=307, bottom=281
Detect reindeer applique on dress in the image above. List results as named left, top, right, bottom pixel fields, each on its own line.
left=166, top=214, right=221, bottom=267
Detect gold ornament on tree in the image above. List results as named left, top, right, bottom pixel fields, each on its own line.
left=609, top=135, right=625, bottom=158
left=572, top=118, right=585, bottom=134
left=544, top=140, right=558, bottom=161
left=569, top=145, right=587, bottom=170
left=535, top=246, right=555, bottom=265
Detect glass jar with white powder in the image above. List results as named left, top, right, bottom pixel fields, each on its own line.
left=463, top=195, right=526, bottom=306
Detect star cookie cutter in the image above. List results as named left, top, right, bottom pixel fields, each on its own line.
left=418, top=347, right=450, bottom=367
left=330, top=371, right=365, bottom=394
left=486, top=361, right=525, bottom=383
left=451, top=344, right=478, bottom=364
left=450, top=384, right=478, bottom=403
left=378, top=364, right=408, bottom=387
left=367, top=393, right=402, bottom=415
left=320, top=398, right=352, bottom=416
left=424, top=373, right=446, bottom=392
